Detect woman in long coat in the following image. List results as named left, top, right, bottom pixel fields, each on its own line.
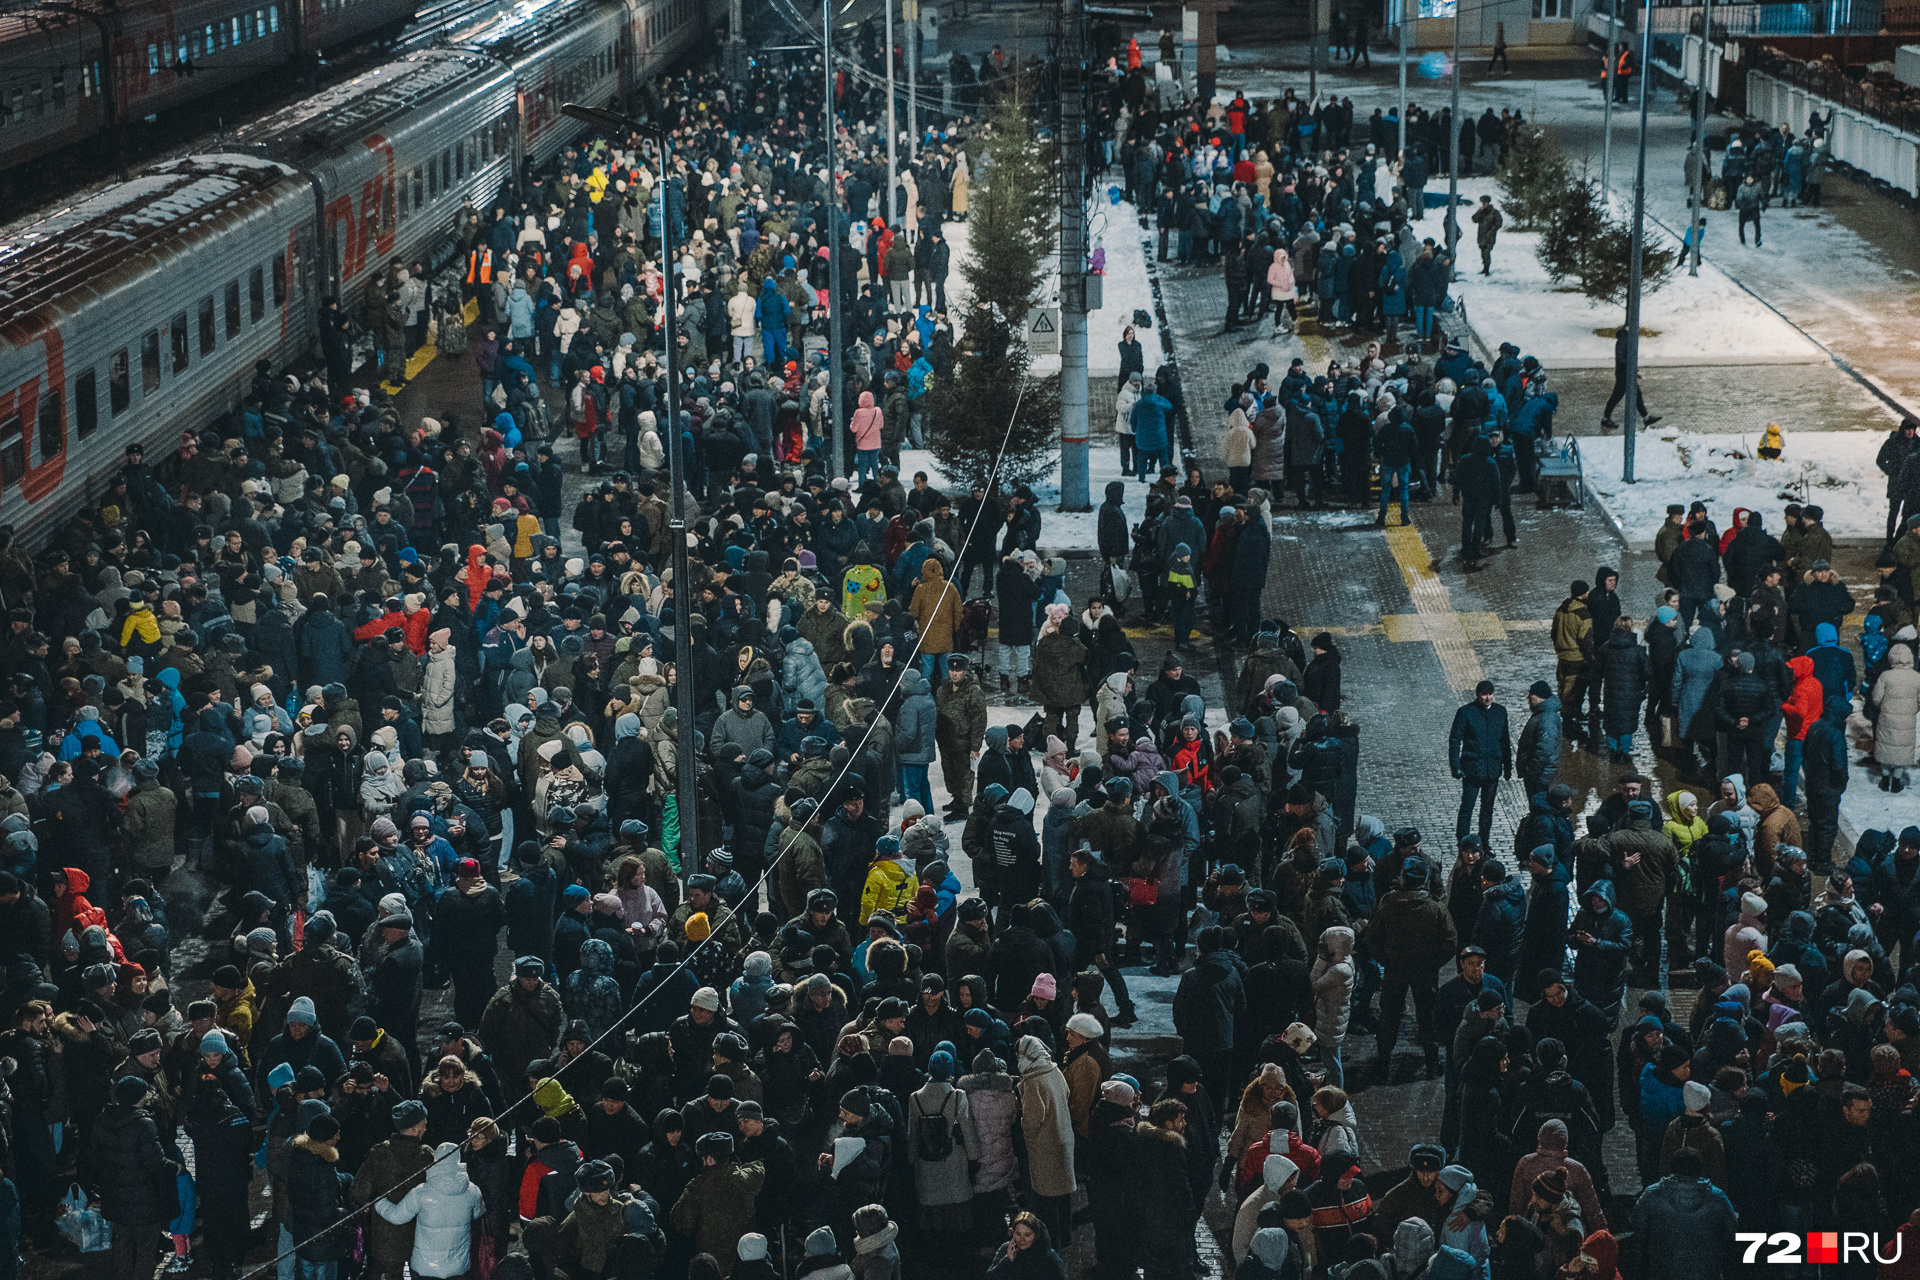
left=909, top=1049, right=980, bottom=1232
left=1872, top=642, right=1920, bottom=790
left=1015, top=1035, right=1076, bottom=1245
left=950, top=151, right=970, bottom=219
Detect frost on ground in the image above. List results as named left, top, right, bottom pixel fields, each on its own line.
left=1578, top=429, right=1893, bottom=545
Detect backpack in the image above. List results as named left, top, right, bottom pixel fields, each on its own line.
left=914, top=1088, right=962, bottom=1162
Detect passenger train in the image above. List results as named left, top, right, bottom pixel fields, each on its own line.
left=0, top=0, right=711, bottom=551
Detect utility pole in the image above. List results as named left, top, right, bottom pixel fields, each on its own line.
left=562, top=100, right=697, bottom=870
left=825, top=0, right=846, bottom=478
left=1397, top=0, right=1407, bottom=158
left=1601, top=0, right=1617, bottom=194
left=725, top=0, right=747, bottom=86
left=1622, top=0, right=1654, bottom=483
left=1687, top=0, right=1713, bottom=274
left=906, top=0, right=918, bottom=160
left=1059, top=0, right=1090, bottom=510
left=1445, top=3, right=1461, bottom=266
left=885, top=0, right=898, bottom=226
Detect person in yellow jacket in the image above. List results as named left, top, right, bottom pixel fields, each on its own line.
left=859, top=834, right=914, bottom=926
left=120, top=598, right=161, bottom=652
left=1663, top=790, right=1708, bottom=866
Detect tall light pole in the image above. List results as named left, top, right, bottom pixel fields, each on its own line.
left=825, top=0, right=846, bottom=478
left=1601, top=0, right=1617, bottom=193
left=1058, top=0, right=1089, bottom=510
left=1621, top=0, right=1654, bottom=483
left=1687, top=0, right=1713, bottom=275
left=1445, top=0, right=1461, bottom=267
left=1397, top=0, right=1408, bottom=159
left=905, top=0, right=918, bottom=161
left=885, top=0, right=898, bottom=227
left=562, top=101, right=697, bottom=870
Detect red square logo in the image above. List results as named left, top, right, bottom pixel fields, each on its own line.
left=1807, top=1234, right=1839, bottom=1264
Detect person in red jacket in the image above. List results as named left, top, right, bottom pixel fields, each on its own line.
left=1781, top=653, right=1823, bottom=806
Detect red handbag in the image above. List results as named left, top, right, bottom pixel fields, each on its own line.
left=1122, top=876, right=1159, bottom=907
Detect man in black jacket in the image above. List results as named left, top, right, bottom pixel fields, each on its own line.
left=1069, top=847, right=1135, bottom=1025
left=1449, top=681, right=1512, bottom=846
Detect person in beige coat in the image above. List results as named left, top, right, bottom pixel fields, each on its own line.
left=1873, top=643, right=1920, bottom=790
left=422, top=629, right=456, bottom=744
left=1015, top=1035, right=1075, bottom=1245
left=950, top=152, right=969, bottom=219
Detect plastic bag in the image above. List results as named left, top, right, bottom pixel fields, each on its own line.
left=57, top=1184, right=112, bottom=1253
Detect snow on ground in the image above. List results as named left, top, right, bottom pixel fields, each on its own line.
left=903, top=439, right=1170, bottom=552
left=1443, top=179, right=1824, bottom=368
left=1577, top=429, right=1892, bottom=547
left=1086, top=197, right=1154, bottom=374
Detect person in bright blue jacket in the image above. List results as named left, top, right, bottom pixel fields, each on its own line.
left=1130, top=389, right=1172, bottom=482
left=755, top=278, right=790, bottom=366
left=1510, top=379, right=1558, bottom=493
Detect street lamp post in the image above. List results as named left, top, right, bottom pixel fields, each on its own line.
left=1687, top=0, right=1713, bottom=275
left=825, top=0, right=846, bottom=479
left=1601, top=0, right=1617, bottom=193
left=1621, top=0, right=1655, bottom=483
left=1445, top=0, right=1460, bottom=267
left=562, top=101, right=698, bottom=872
left=885, top=0, right=898, bottom=226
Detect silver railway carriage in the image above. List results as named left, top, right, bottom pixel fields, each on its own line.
left=0, top=0, right=710, bottom=551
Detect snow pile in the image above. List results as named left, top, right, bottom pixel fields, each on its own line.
left=1443, top=179, right=1824, bottom=368
left=1578, top=429, right=1892, bottom=546
left=1085, top=196, right=1154, bottom=375
left=903, top=443, right=1162, bottom=553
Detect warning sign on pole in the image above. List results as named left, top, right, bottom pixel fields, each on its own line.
left=1028, top=307, right=1059, bottom=355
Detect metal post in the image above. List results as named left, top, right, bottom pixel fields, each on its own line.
left=726, top=0, right=747, bottom=85
left=1059, top=0, right=1089, bottom=510
left=906, top=0, right=918, bottom=160
left=1445, top=1, right=1460, bottom=266
left=826, top=0, right=846, bottom=478
left=1687, top=0, right=1712, bottom=274
left=1622, top=0, right=1654, bottom=483
left=668, top=518, right=697, bottom=873
left=886, top=0, right=898, bottom=227
left=1397, top=0, right=1407, bottom=158
left=1601, top=0, right=1617, bottom=194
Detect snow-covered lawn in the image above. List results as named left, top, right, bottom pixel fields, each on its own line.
left=1445, top=181, right=1824, bottom=368
left=904, top=439, right=1176, bottom=553
left=1578, top=429, right=1892, bottom=547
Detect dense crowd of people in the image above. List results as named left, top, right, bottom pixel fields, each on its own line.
left=6, top=12, right=1920, bottom=1280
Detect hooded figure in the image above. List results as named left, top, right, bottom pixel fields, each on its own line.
left=375, top=1142, right=486, bottom=1278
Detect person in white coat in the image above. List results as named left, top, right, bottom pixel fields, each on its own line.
left=1312, top=925, right=1357, bottom=1088
left=375, top=1142, right=485, bottom=1278
left=422, top=629, right=457, bottom=750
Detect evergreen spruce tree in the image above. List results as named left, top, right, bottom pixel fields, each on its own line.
left=1537, top=169, right=1677, bottom=306
left=1495, top=126, right=1574, bottom=231
left=924, top=96, right=1059, bottom=494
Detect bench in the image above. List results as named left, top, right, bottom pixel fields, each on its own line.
left=1535, top=437, right=1585, bottom=509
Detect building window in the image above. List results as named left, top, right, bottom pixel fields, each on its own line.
left=140, top=332, right=160, bottom=393
left=36, top=390, right=61, bottom=462
left=225, top=280, right=241, bottom=338
left=109, top=349, right=130, bottom=413
left=1532, top=0, right=1567, bottom=17
left=75, top=370, right=96, bottom=439
left=198, top=295, right=216, bottom=356
left=249, top=266, right=265, bottom=322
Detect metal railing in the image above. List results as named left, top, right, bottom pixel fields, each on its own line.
left=1648, top=0, right=1890, bottom=36
left=1750, top=48, right=1920, bottom=143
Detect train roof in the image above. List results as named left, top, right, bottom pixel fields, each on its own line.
left=227, top=49, right=505, bottom=158
left=446, top=0, right=614, bottom=58
left=0, top=154, right=298, bottom=328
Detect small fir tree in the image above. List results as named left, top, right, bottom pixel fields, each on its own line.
left=1537, top=171, right=1678, bottom=306
left=924, top=96, right=1058, bottom=493
left=1495, top=126, right=1575, bottom=231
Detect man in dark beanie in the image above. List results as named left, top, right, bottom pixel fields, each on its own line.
left=90, top=1075, right=179, bottom=1280
left=669, top=1129, right=767, bottom=1272
left=354, top=1098, right=434, bottom=1280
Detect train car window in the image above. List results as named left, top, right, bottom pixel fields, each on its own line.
left=456, top=141, right=466, bottom=182
left=233, top=16, right=244, bottom=44
left=249, top=267, right=265, bottom=322
left=75, top=371, right=96, bottom=440
left=381, top=183, right=395, bottom=236
left=170, top=314, right=189, bottom=375
left=427, top=160, right=438, bottom=199
left=51, top=73, right=64, bottom=108
left=109, top=351, right=129, bottom=414
left=269, top=3, right=279, bottom=29
left=272, top=253, right=288, bottom=307
left=198, top=296, right=216, bottom=356
left=257, top=9, right=266, bottom=36
left=440, top=151, right=450, bottom=189
left=410, top=168, right=421, bottom=210
left=0, top=417, right=22, bottom=489
left=205, top=25, right=216, bottom=55
left=225, top=281, right=241, bottom=338
left=140, top=332, right=160, bottom=394
left=36, top=390, right=62, bottom=463
left=147, top=44, right=159, bottom=76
